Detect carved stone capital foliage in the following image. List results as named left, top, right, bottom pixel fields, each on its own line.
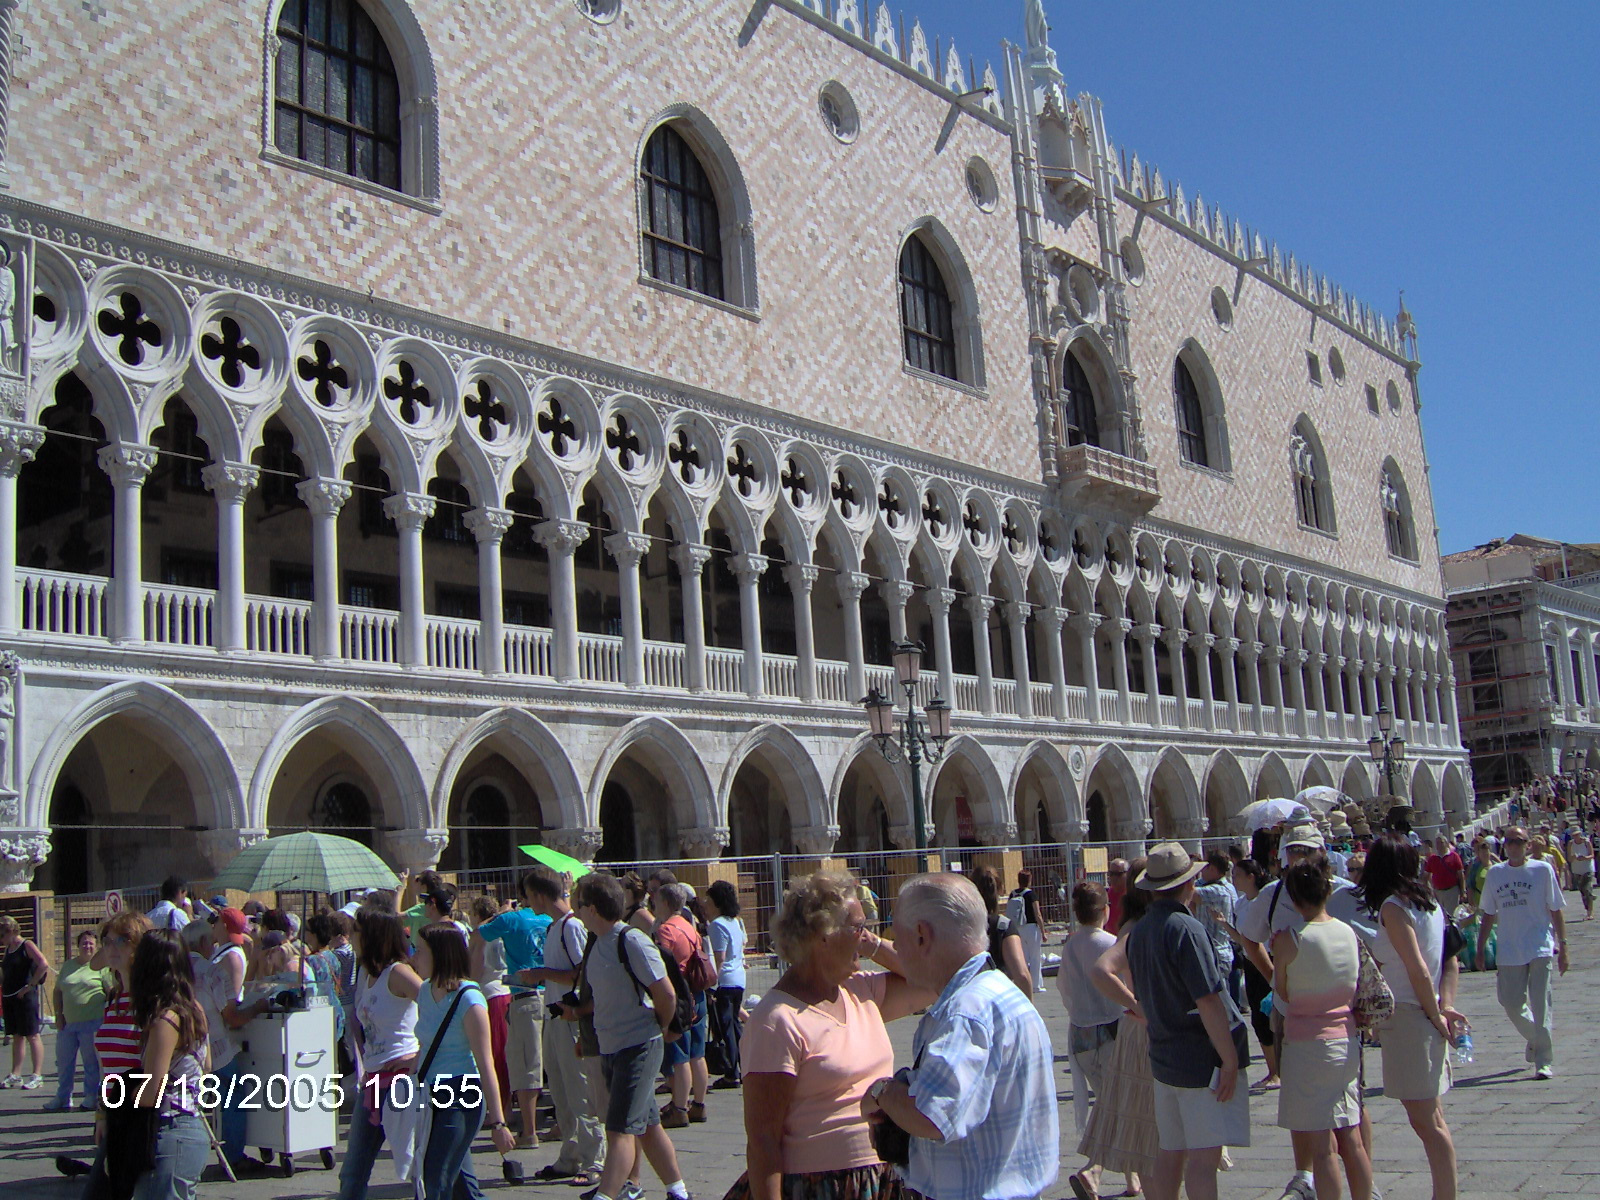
left=1220, top=636, right=1240, bottom=655
left=1065, top=611, right=1099, bottom=635
left=976, top=821, right=1018, bottom=847
left=382, top=491, right=435, bottom=530
left=1196, top=633, right=1216, bottom=650
left=1134, top=622, right=1161, bottom=644
left=97, top=442, right=158, bottom=489
left=678, top=826, right=730, bottom=860
left=1171, top=816, right=1209, bottom=838
left=783, top=562, right=821, bottom=594
left=387, top=827, right=450, bottom=872
left=964, top=594, right=995, bottom=621
left=602, top=531, right=651, bottom=567
left=198, top=827, right=268, bottom=870
left=835, top=571, right=871, bottom=603
left=887, top=823, right=933, bottom=852
left=1112, top=817, right=1154, bottom=840
left=1161, top=627, right=1188, bottom=649
left=1065, top=818, right=1091, bottom=841
left=298, top=477, right=353, bottom=517
left=879, top=579, right=916, bottom=607
left=463, top=506, right=515, bottom=544
left=729, top=553, right=770, bottom=585
left=539, top=827, right=605, bottom=865
left=201, top=461, right=260, bottom=502
left=0, top=422, right=42, bottom=475
left=791, top=824, right=841, bottom=857
left=0, top=831, right=49, bottom=892
left=928, top=587, right=959, bottom=615
left=1037, top=605, right=1068, bottom=633
left=1005, top=601, right=1033, bottom=625
left=1288, top=648, right=1308, bottom=665
left=1262, top=644, right=1285, bottom=662
left=671, top=543, right=713, bottom=578
left=534, top=517, right=589, bottom=557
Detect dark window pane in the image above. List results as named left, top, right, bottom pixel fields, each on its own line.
left=640, top=126, right=725, bottom=300
left=353, top=133, right=374, bottom=179
left=275, top=107, right=301, bottom=157
left=278, top=0, right=301, bottom=30
left=354, top=11, right=374, bottom=57
left=352, top=65, right=373, bottom=127
left=305, top=46, right=327, bottom=114
left=376, top=143, right=399, bottom=189
left=326, top=126, right=349, bottom=173
left=376, top=76, right=398, bottom=135
left=327, top=0, right=349, bottom=51
left=276, top=37, right=300, bottom=103
left=306, top=0, right=328, bottom=42
left=303, top=116, right=326, bottom=167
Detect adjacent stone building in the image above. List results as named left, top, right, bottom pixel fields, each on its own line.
left=0, top=0, right=1468, bottom=892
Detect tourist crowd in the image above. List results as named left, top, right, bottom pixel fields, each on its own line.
left=0, top=809, right=1576, bottom=1200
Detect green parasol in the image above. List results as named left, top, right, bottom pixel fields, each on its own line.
left=519, top=843, right=592, bottom=880
left=209, top=831, right=400, bottom=895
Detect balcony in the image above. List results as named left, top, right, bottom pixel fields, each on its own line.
left=1056, top=442, right=1161, bottom=513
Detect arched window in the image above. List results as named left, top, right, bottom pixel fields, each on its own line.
left=1173, top=358, right=1208, bottom=466
left=274, top=0, right=402, bottom=191
left=1290, top=418, right=1335, bottom=534
left=311, top=780, right=374, bottom=846
left=1061, top=349, right=1101, bottom=447
left=1380, top=462, right=1417, bottom=560
left=898, top=234, right=957, bottom=380
left=640, top=125, right=724, bottom=300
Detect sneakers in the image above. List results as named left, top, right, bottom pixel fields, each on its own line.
left=0, top=1074, right=21, bottom=1089
left=581, top=1183, right=644, bottom=1200
left=1535, top=1065, right=1554, bottom=1080
left=687, top=1101, right=707, bottom=1124
left=20, top=1075, right=43, bottom=1090
left=1280, top=1175, right=1316, bottom=1200
left=660, top=1103, right=689, bottom=1129
left=710, top=1076, right=741, bottom=1090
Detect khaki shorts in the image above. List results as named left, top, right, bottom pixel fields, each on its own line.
left=1153, top=1077, right=1251, bottom=1152
left=505, top=992, right=545, bottom=1092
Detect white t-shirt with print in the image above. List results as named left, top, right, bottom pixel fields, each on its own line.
left=1480, top=859, right=1565, bottom=967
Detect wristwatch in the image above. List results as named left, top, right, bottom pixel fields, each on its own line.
left=867, top=1078, right=892, bottom=1101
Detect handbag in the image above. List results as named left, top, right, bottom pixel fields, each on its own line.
left=1351, top=940, right=1395, bottom=1032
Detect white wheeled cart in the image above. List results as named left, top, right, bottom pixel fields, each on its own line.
left=237, top=1001, right=340, bottom=1178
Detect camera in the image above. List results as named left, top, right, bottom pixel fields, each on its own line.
left=548, top=991, right=581, bottom=1019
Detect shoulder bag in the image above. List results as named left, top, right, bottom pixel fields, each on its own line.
left=1351, top=940, right=1394, bottom=1032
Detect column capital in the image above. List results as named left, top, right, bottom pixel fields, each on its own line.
left=1004, top=600, right=1034, bottom=624
left=97, top=442, right=158, bottom=489
left=963, top=593, right=995, bottom=621
left=0, top=831, right=50, bottom=894
left=678, top=825, right=731, bottom=860
left=385, top=827, right=451, bottom=874
left=1262, top=643, right=1285, bottom=662
left=729, top=552, right=770, bottom=584
left=382, top=491, right=436, bottom=530
left=1219, top=636, right=1240, bottom=655
left=297, top=476, right=353, bottom=516
left=1171, top=815, right=1210, bottom=838
left=1335, top=654, right=1348, bottom=670
left=1111, top=817, right=1154, bottom=840
left=0, top=422, right=43, bottom=476
left=879, top=579, right=916, bottom=606
left=1288, top=647, right=1308, bottom=665
left=1398, top=665, right=1414, bottom=681
left=198, top=827, right=269, bottom=871
left=792, top=823, right=841, bottom=856
left=1196, top=632, right=1216, bottom=650
left=602, top=530, right=652, bottom=567
left=1067, top=611, right=1101, bottom=635
left=1038, top=605, right=1069, bottom=633
left=201, top=461, right=260, bottom=503
left=1134, top=621, right=1161, bottom=644
left=1161, top=627, right=1188, bottom=649
left=534, top=517, right=589, bottom=557
left=671, top=542, right=714, bottom=576
left=1238, top=640, right=1262, bottom=662
left=976, top=820, right=1019, bottom=847
left=539, top=827, right=606, bottom=865
left=1311, top=650, right=1328, bottom=667
left=783, top=562, right=821, bottom=593
left=1111, top=616, right=1134, bottom=636
left=464, top=505, right=515, bottom=544
left=928, top=586, right=959, bottom=615
left=834, top=570, right=871, bottom=602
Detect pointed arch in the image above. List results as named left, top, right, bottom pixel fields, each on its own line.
left=249, top=695, right=428, bottom=830
left=1172, top=337, right=1232, bottom=472
left=1084, top=742, right=1145, bottom=836
left=26, top=680, right=245, bottom=831
left=831, top=732, right=913, bottom=844
left=1379, top=457, right=1418, bottom=562
left=1254, top=750, right=1294, bottom=801
left=430, top=707, right=586, bottom=830
left=1010, top=740, right=1083, bottom=840
left=589, top=716, right=717, bottom=832
left=1054, top=329, right=1128, bottom=454
left=1440, top=761, right=1471, bottom=827
left=925, top=734, right=1007, bottom=834
left=1203, top=749, right=1251, bottom=835
left=717, top=723, right=830, bottom=831
left=1147, top=748, right=1203, bottom=839
left=1290, top=414, right=1336, bottom=534
left=1301, top=753, right=1336, bottom=792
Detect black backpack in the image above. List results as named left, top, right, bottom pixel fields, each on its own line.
left=617, top=926, right=696, bottom=1035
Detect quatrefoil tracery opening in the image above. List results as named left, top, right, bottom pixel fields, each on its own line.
left=296, top=339, right=349, bottom=407
left=465, top=379, right=509, bottom=442
left=200, top=317, right=262, bottom=389
left=384, top=360, right=434, bottom=425
left=98, top=291, right=163, bottom=367
left=538, top=398, right=579, bottom=457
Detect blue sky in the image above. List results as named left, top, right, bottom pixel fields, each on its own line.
left=906, top=1, right=1599, bottom=554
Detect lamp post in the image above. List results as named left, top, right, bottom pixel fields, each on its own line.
left=1560, top=729, right=1578, bottom=780
left=1367, top=703, right=1406, bottom=797
left=862, top=641, right=953, bottom=873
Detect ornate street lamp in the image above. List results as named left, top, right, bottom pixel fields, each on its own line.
left=861, top=641, right=953, bottom=872
left=1368, top=704, right=1406, bottom=796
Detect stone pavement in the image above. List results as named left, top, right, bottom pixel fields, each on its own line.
left=2, top=917, right=1596, bottom=1200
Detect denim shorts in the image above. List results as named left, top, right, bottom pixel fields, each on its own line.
left=601, top=1036, right=664, bottom=1135
left=662, top=993, right=708, bottom=1069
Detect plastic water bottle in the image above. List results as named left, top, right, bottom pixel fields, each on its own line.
left=1454, top=1033, right=1474, bottom=1065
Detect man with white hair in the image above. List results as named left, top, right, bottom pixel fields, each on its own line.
left=862, top=873, right=1058, bottom=1200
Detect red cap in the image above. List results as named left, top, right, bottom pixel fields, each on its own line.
left=212, top=907, right=248, bottom=944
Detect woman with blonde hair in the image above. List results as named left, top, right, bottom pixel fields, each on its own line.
left=729, top=873, right=935, bottom=1200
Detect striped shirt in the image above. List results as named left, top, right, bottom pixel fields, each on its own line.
left=94, top=990, right=143, bottom=1075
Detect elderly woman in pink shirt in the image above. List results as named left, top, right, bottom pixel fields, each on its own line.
left=726, top=873, right=934, bottom=1200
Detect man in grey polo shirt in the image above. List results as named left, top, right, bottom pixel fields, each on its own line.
left=1125, top=843, right=1249, bottom=1200
left=574, top=873, right=690, bottom=1200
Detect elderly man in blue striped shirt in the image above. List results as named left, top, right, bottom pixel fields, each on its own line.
left=862, top=873, right=1059, bottom=1200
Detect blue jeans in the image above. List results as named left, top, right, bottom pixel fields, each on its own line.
left=211, top=1054, right=251, bottom=1165
left=337, top=1090, right=388, bottom=1200
left=419, top=1077, right=484, bottom=1200
left=130, top=1112, right=210, bottom=1200
left=54, top=1019, right=102, bottom=1107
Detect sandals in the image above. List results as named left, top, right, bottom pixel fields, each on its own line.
left=567, top=1172, right=600, bottom=1187
left=1068, top=1170, right=1098, bottom=1200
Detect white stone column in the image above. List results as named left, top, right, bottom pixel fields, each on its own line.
left=1579, top=636, right=1600, bottom=721
left=98, top=443, right=158, bottom=644
left=536, top=517, right=588, bottom=682
left=1038, top=605, right=1069, bottom=722
left=1285, top=649, right=1309, bottom=737
left=604, top=531, right=651, bottom=687
left=297, top=478, right=351, bottom=661
left=966, top=594, right=996, bottom=716
left=1362, top=662, right=1381, bottom=724
left=730, top=552, right=769, bottom=699
left=1069, top=612, right=1102, bottom=722
left=1007, top=601, right=1034, bottom=719
left=1307, top=651, right=1329, bottom=740
left=0, top=423, right=42, bottom=633
left=880, top=579, right=915, bottom=645
left=1555, top=621, right=1579, bottom=719
left=1163, top=628, right=1190, bottom=729
left=1219, top=636, right=1242, bottom=731
left=1440, top=665, right=1462, bottom=747
left=1194, top=632, right=1216, bottom=731
left=465, top=506, right=514, bottom=676
left=1409, top=668, right=1429, bottom=745
left=1420, top=670, right=1440, bottom=745
left=1135, top=623, right=1161, bottom=726
left=1344, top=656, right=1364, bottom=736
left=1110, top=617, right=1133, bottom=724
left=1329, top=654, right=1349, bottom=737
left=540, top=828, right=606, bottom=864
left=1263, top=644, right=1287, bottom=731
left=929, top=587, right=958, bottom=709
left=784, top=563, right=819, bottom=702
left=202, top=462, right=260, bottom=653
left=672, top=543, right=712, bottom=692
left=1396, top=666, right=1416, bottom=739
left=383, top=492, right=435, bottom=668
left=837, top=570, right=870, bottom=702
left=1239, top=641, right=1265, bottom=734
left=1379, top=664, right=1398, bottom=725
